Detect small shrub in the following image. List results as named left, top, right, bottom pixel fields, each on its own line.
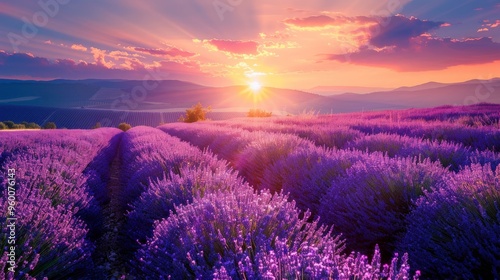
left=118, top=122, right=132, bottom=131
left=179, top=102, right=211, bottom=123
left=92, top=122, right=102, bottom=129
left=247, top=108, right=272, bottom=117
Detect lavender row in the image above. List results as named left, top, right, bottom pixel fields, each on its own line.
left=268, top=115, right=500, bottom=152
left=392, top=104, right=500, bottom=125
left=347, top=132, right=500, bottom=171
left=347, top=119, right=500, bottom=152
left=118, top=126, right=229, bottom=209
left=159, top=122, right=320, bottom=188
left=212, top=120, right=364, bottom=149
left=0, top=128, right=122, bottom=278
left=119, top=126, right=232, bottom=259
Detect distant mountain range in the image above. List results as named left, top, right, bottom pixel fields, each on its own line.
left=308, top=85, right=393, bottom=95
left=1, top=78, right=499, bottom=114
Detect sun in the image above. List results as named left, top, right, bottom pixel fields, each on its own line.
left=249, top=81, right=262, bottom=93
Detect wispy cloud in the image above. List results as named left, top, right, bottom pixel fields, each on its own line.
left=133, top=46, right=196, bottom=57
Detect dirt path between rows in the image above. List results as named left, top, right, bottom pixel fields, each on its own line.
left=92, top=144, right=129, bottom=279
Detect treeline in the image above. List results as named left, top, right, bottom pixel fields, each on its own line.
left=0, top=120, right=57, bottom=130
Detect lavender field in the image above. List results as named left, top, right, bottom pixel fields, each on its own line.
left=1, top=104, right=500, bottom=279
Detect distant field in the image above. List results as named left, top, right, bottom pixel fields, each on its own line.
left=0, top=105, right=246, bottom=128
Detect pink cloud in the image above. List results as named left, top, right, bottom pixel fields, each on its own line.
left=283, top=15, right=374, bottom=29
left=204, top=39, right=259, bottom=55
left=477, top=28, right=489, bottom=32
left=489, top=20, right=500, bottom=28
left=326, top=36, right=500, bottom=71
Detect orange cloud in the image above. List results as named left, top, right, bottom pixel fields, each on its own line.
left=71, top=44, right=88, bottom=52
left=195, top=39, right=264, bottom=59
left=90, top=47, right=115, bottom=68
left=206, top=39, right=259, bottom=55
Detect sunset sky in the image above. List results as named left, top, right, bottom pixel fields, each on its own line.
left=0, top=0, right=499, bottom=89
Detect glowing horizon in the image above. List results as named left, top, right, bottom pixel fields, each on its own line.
left=0, top=1, right=499, bottom=90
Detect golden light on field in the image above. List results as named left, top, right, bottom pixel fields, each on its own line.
left=249, top=81, right=262, bottom=93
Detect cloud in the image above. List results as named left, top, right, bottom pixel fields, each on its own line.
left=475, top=19, right=500, bottom=33
left=90, top=47, right=115, bottom=68
left=479, top=19, right=500, bottom=30
left=71, top=44, right=88, bottom=52
left=199, top=39, right=260, bottom=56
left=368, top=15, right=443, bottom=48
left=327, top=36, right=500, bottom=71
left=0, top=51, right=212, bottom=81
left=133, top=46, right=195, bottom=57
left=491, top=20, right=500, bottom=28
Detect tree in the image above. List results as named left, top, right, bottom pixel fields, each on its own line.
left=0, top=122, right=6, bottom=130
left=179, top=103, right=211, bottom=123
left=3, top=121, right=14, bottom=129
left=43, top=122, right=57, bottom=129
left=92, top=122, right=102, bottom=129
left=247, top=109, right=272, bottom=118
left=118, top=122, right=132, bottom=131
left=26, top=122, right=41, bottom=129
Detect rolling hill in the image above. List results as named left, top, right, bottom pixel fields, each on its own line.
left=0, top=78, right=499, bottom=128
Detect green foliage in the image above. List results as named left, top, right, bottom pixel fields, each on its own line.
left=179, top=103, right=211, bottom=123
left=247, top=108, right=272, bottom=118
left=118, top=122, right=132, bottom=131
left=43, top=122, right=57, bottom=129
left=0, top=120, right=40, bottom=129
left=23, top=122, right=41, bottom=129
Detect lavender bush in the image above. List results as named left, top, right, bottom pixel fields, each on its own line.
left=124, top=166, right=249, bottom=253
left=234, top=133, right=316, bottom=187
left=319, top=156, right=448, bottom=256
left=261, top=146, right=368, bottom=214
left=0, top=190, right=94, bottom=279
left=134, top=189, right=344, bottom=279
left=400, top=164, right=500, bottom=279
